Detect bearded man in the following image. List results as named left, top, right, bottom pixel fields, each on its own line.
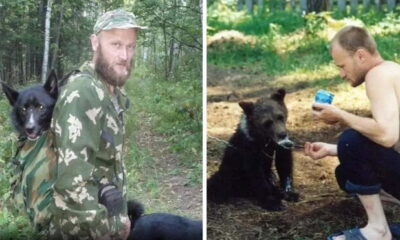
left=48, top=9, right=146, bottom=240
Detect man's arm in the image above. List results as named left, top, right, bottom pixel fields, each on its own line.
left=341, top=67, right=399, bottom=147
left=50, top=76, right=127, bottom=239
left=313, top=67, right=399, bottom=147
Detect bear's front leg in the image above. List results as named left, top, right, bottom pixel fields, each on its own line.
left=250, top=168, right=284, bottom=211
left=275, top=146, right=300, bottom=202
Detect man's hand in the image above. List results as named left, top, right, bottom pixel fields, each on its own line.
left=98, top=183, right=124, bottom=217
left=95, top=219, right=130, bottom=240
left=120, top=218, right=131, bottom=240
left=312, top=102, right=343, bottom=124
left=304, top=142, right=337, bottom=160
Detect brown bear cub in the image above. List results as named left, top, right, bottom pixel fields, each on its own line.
left=207, top=88, right=299, bottom=211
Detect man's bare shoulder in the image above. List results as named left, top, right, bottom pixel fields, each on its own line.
left=366, top=61, right=400, bottom=83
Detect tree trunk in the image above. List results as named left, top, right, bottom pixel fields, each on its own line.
left=245, top=0, right=253, bottom=14
left=153, top=35, right=157, bottom=73
left=387, top=0, right=396, bottom=11
left=168, top=39, right=175, bottom=79
left=51, top=2, right=63, bottom=71
left=300, top=0, right=307, bottom=14
left=237, top=0, right=244, bottom=11
left=269, top=0, right=276, bottom=11
left=162, top=21, right=169, bottom=80
left=280, top=0, right=286, bottom=10
left=290, top=0, right=296, bottom=11
left=351, top=0, right=358, bottom=14
left=41, top=0, right=53, bottom=83
left=363, top=0, right=371, bottom=12
left=257, top=0, right=264, bottom=15
left=307, top=0, right=329, bottom=13
left=168, top=0, right=177, bottom=79
left=338, top=0, right=346, bottom=12
left=327, top=0, right=333, bottom=10
left=375, top=0, right=381, bottom=11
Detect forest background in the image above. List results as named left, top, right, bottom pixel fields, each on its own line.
left=0, top=0, right=202, bottom=239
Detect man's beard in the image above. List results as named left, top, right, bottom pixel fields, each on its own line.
left=351, top=68, right=367, bottom=87
left=95, top=47, right=133, bottom=87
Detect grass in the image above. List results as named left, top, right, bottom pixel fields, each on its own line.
left=127, top=66, right=202, bottom=172
left=121, top=65, right=202, bottom=216
left=208, top=4, right=400, bottom=78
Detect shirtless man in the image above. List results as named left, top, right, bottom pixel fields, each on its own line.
left=304, top=25, right=400, bottom=240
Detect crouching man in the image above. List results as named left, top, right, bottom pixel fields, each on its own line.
left=304, top=26, right=400, bottom=240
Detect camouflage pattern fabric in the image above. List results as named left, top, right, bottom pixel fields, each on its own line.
left=48, top=61, right=130, bottom=239
left=93, top=8, right=147, bottom=34
left=10, top=131, right=57, bottom=231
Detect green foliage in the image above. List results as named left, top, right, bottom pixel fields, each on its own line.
left=304, top=12, right=328, bottom=37
left=355, top=9, right=386, bottom=25
left=208, top=7, right=400, bottom=79
left=208, top=2, right=304, bottom=36
left=127, top=66, right=202, bottom=169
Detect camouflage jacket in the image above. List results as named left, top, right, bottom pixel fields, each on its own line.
left=48, top=62, right=130, bottom=239
left=10, top=131, right=57, bottom=231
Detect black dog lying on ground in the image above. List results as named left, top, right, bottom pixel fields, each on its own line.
left=1, top=70, right=58, bottom=140
left=127, top=200, right=202, bottom=240
left=207, top=88, right=299, bottom=211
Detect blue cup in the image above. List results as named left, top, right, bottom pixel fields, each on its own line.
left=315, top=89, right=334, bottom=104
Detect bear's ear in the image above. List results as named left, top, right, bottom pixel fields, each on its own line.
left=271, top=88, right=286, bottom=102
left=239, top=101, right=254, bottom=116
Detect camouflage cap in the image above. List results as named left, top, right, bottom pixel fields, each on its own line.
left=93, top=9, right=147, bottom=34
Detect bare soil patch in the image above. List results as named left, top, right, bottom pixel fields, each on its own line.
left=207, top=66, right=400, bottom=239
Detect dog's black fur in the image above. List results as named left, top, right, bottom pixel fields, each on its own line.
left=127, top=200, right=202, bottom=240
left=207, top=88, right=299, bottom=211
left=1, top=70, right=58, bottom=140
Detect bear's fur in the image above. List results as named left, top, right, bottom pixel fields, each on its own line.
left=207, top=88, right=299, bottom=211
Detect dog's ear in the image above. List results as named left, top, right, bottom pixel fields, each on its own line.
left=44, top=70, right=58, bottom=99
left=239, top=101, right=254, bottom=116
left=271, top=88, right=286, bottom=102
left=1, top=82, right=19, bottom=106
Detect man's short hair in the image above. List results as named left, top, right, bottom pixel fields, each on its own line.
left=330, top=26, right=377, bottom=55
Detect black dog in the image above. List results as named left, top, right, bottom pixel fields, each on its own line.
left=1, top=70, right=58, bottom=140
left=127, top=200, right=202, bottom=240
left=207, top=88, right=299, bottom=211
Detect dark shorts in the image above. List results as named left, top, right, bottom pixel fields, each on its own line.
left=335, top=129, right=400, bottom=198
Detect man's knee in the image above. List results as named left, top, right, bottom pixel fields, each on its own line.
left=337, top=129, right=371, bottom=164
left=335, top=165, right=347, bottom=192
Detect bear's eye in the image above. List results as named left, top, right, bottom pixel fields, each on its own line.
left=263, top=120, right=273, bottom=128
left=276, top=115, right=284, bottom=121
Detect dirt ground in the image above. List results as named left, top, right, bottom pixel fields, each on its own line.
left=207, top=66, right=400, bottom=240
left=135, top=112, right=202, bottom=219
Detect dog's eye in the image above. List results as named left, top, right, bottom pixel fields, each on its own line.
left=263, top=120, right=273, bottom=128
left=38, top=105, right=45, bottom=111
left=21, top=107, right=26, bottom=113
left=276, top=115, right=284, bottom=121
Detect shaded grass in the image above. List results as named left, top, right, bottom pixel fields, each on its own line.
left=126, top=67, right=202, bottom=176
left=207, top=7, right=400, bottom=80
left=123, top=66, right=202, bottom=216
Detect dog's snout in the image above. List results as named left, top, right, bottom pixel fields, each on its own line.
left=25, top=127, right=35, bottom=134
